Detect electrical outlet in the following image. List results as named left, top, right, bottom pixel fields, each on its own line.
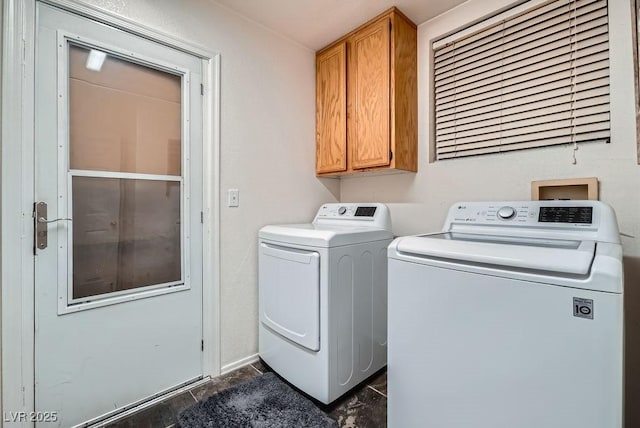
left=228, top=189, right=239, bottom=207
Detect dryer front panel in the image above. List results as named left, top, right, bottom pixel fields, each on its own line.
left=259, top=242, right=320, bottom=351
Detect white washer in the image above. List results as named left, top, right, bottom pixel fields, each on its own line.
left=388, top=200, right=623, bottom=428
left=259, top=203, right=393, bottom=404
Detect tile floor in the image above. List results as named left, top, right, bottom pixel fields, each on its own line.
left=107, top=359, right=387, bottom=428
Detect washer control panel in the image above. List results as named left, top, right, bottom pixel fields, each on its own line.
left=442, top=201, right=620, bottom=244
left=539, top=206, right=593, bottom=224
left=449, top=202, right=597, bottom=227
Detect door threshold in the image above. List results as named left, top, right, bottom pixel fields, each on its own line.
left=80, top=376, right=210, bottom=428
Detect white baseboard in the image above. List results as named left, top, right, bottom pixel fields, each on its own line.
left=220, top=353, right=260, bottom=375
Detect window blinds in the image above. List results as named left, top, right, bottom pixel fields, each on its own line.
left=433, top=0, right=610, bottom=160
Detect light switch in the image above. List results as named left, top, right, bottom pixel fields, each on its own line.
left=228, top=189, right=239, bottom=207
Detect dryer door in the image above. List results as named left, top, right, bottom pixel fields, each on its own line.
left=259, top=242, right=320, bottom=351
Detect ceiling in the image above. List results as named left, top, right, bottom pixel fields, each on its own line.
left=211, top=0, right=469, bottom=50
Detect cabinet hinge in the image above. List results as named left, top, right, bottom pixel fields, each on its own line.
left=389, top=21, right=392, bottom=31
left=389, top=150, right=393, bottom=161
left=201, top=340, right=204, bottom=351
left=201, top=211, right=204, bottom=223
left=200, top=83, right=204, bottom=95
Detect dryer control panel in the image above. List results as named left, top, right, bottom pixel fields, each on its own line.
left=316, top=204, right=377, bottom=219
left=313, top=203, right=392, bottom=231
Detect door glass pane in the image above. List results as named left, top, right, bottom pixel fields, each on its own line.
left=72, top=177, right=181, bottom=299
left=68, top=44, right=182, bottom=176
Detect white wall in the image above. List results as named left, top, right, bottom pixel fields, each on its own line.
left=71, top=0, right=339, bottom=369
left=340, top=0, right=640, bottom=424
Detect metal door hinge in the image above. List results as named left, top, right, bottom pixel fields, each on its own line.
left=201, top=340, right=204, bottom=351
left=200, top=84, right=204, bottom=95
left=201, top=211, right=204, bottom=223
left=389, top=151, right=393, bottom=161
left=389, top=21, right=392, bottom=31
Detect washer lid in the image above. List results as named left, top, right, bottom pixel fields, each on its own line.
left=259, top=223, right=393, bottom=247
left=393, top=232, right=596, bottom=275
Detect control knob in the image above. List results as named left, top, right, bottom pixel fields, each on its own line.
left=338, top=206, right=347, bottom=215
left=497, top=206, right=516, bottom=220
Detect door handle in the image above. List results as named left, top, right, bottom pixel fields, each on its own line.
left=37, top=216, right=72, bottom=224
left=34, top=201, right=71, bottom=250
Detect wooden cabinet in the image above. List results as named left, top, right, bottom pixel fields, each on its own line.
left=316, top=7, right=417, bottom=176
left=316, top=43, right=347, bottom=174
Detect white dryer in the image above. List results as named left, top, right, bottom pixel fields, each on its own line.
left=388, top=200, right=623, bottom=428
left=258, top=203, right=392, bottom=404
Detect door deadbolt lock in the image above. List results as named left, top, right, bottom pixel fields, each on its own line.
left=34, top=202, right=72, bottom=250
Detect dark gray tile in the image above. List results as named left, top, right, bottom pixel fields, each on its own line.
left=250, top=358, right=272, bottom=374
left=106, top=391, right=195, bottom=428
left=107, top=364, right=387, bottom=428
left=189, top=366, right=261, bottom=402
left=166, top=391, right=198, bottom=414
left=367, top=369, right=387, bottom=396
left=325, top=385, right=387, bottom=428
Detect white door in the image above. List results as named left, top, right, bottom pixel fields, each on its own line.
left=34, top=4, right=204, bottom=426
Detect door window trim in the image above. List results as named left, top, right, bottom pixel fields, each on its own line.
left=56, top=31, right=193, bottom=313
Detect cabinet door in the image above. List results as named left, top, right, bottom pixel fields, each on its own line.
left=351, top=18, right=390, bottom=169
left=316, top=43, right=347, bottom=174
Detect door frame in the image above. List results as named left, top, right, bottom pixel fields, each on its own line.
left=1, top=0, right=221, bottom=423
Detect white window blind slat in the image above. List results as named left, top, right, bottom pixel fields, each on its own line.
left=435, top=41, right=607, bottom=99
left=438, top=122, right=608, bottom=153
left=433, top=0, right=610, bottom=160
left=436, top=136, right=576, bottom=159
left=438, top=118, right=575, bottom=146
left=435, top=56, right=607, bottom=106
left=434, top=5, right=606, bottom=74
left=435, top=84, right=609, bottom=122
left=437, top=103, right=575, bottom=137
left=436, top=125, right=611, bottom=159
left=437, top=93, right=609, bottom=133
left=435, top=28, right=571, bottom=80
left=438, top=135, right=570, bottom=155
left=434, top=0, right=595, bottom=61
left=437, top=67, right=574, bottom=107
left=436, top=76, right=574, bottom=113
left=436, top=87, right=609, bottom=142
left=435, top=52, right=573, bottom=97
left=434, top=19, right=607, bottom=86
left=438, top=106, right=609, bottom=142
left=437, top=85, right=609, bottom=126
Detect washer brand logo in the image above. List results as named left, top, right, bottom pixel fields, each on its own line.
left=573, top=297, right=594, bottom=320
